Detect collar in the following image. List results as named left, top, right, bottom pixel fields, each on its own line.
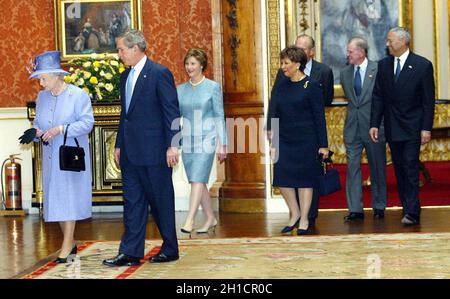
left=396, top=49, right=410, bottom=63
left=132, top=55, right=147, bottom=73
left=357, top=58, right=368, bottom=70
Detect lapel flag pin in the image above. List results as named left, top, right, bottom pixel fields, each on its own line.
left=408, top=65, right=413, bottom=69
left=144, top=75, right=147, bottom=78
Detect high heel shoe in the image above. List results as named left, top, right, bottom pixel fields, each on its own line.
left=197, top=219, right=218, bottom=234
left=281, top=218, right=300, bottom=234
left=54, top=245, right=77, bottom=264
left=180, top=223, right=194, bottom=238
left=297, top=222, right=311, bottom=236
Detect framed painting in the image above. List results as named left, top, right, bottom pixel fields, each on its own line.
left=315, top=0, right=413, bottom=97
left=54, top=0, right=142, bottom=61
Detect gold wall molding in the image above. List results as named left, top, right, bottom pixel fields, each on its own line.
left=267, top=0, right=281, bottom=91
left=298, top=0, right=309, bottom=32
left=433, top=0, right=441, bottom=98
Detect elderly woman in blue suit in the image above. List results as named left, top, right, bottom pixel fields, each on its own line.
left=178, top=48, right=227, bottom=235
left=30, top=51, right=94, bottom=262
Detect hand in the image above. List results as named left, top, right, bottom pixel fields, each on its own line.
left=36, top=128, right=44, bottom=138
left=217, top=145, right=227, bottom=164
left=421, top=130, right=431, bottom=145
left=369, top=127, right=379, bottom=143
left=114, top=148, right=121, bottom=168
left=18, top=128, right=37, bottom=144
left=42, top=125, right=63, bottom=142
left=318, top=148, right=329, bottom=160
left=166, top=147, right=179, bottom=168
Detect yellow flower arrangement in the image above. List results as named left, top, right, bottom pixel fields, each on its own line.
left=64, top=53, right=125, bottom=101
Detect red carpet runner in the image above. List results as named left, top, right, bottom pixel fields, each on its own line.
left=320, top=162, right=450, bottom=209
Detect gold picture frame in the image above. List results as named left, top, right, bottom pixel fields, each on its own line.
left=54, top=0, right=142, bottom=61
left=315, top=0, right=413, bottom=98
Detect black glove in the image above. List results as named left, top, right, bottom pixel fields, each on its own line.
left=18, top=128, right=48, bottom=145
left=317, top=150, right=334, bottom=164
left=19, top=128, right=37, bottom=144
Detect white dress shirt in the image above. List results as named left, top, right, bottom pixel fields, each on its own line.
left=126, top=55, right=147, bottom=97
left=394, top=49, right=410, bottom=76
left=304, top=59, right=313, bottom=76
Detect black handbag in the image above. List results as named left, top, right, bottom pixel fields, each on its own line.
left=317, top=151, right=341, bottom=196
left=59, top=124, right=86, bottom=172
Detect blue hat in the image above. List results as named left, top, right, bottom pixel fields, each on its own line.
left=29, top=51, right=70, bottom=79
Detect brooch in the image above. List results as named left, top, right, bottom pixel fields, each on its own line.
left=304, top=81, right=309, bottom=89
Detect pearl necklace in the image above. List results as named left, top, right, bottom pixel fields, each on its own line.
left=190, top=76, right=205, bottom=87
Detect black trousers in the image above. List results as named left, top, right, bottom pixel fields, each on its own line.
left=389, top=139, right=422, bottom=220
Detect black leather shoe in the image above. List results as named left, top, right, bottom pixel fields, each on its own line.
left=344, top=212, right=364, bottom=222
left=373, top=209, right=385, bottom=219
left=281, top=218, right=300, bottom=234
left=401, top=214, right=420, bottom=226
left=54, top=245, right=77, bottom=264
left=297, top=229, right=311, bottom=236
left=308, top=218, right=316, bottom=227
left=103, top=253, right=141, bottom=267
left=149, top=253, right=179, bottom=263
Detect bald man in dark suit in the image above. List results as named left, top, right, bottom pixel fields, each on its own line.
left=370, top=27, right=435, bottom=226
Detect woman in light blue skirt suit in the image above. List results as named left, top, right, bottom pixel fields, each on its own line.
left=177, top=48, right=227, bottom=235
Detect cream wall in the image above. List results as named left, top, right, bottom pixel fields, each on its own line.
left=413, top=0, right=449, bottom=99
left=0, top=108, right=34, bottom=213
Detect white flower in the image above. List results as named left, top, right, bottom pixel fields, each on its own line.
left=110, top=60, right=119, bottom=67
left=83, top=61, right=92, bottom=68
left=77, top=78, right=85, bottom=86
left=105, top=83, right=114, bottom=92
left=105, top=73, right=113, bottom=80
left=90, top=53, right=98, bottom=60
left=83, top=71, right=92, bottom=79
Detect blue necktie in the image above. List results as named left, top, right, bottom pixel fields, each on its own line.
left=394, top=58, right=401, bottom=82
left=125, top=68, right=135, bottom=113
left=354, top=66, right=362, bottom=99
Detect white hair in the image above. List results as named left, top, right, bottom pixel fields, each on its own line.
left=389, top=27, right=411, bottom=45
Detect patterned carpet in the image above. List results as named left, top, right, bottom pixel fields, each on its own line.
left=22, top=233, right=450, bottom=279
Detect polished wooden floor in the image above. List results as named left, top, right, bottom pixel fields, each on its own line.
left=2, top=207, right=450, bottom=278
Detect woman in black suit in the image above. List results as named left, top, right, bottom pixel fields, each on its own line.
left=267, top=46, right=329, bottom=235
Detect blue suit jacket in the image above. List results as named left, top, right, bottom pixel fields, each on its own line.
left=115, top=58, right=181, bottom=166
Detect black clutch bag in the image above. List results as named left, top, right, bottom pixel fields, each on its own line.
left=59, top=124, right=85, bottom=172
left=317, top=151, right=341, bottom=196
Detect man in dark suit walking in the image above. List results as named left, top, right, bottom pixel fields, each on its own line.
left=340, top=37, right=387, bottom=222
left=270, top=34, right=334, bottom=227
left=103, top=29, right=181, bottom=266
left=370, top=27, right=435, bottom=226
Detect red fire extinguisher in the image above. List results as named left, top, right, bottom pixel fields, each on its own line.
left=1, top=154, right=22, bottom=210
